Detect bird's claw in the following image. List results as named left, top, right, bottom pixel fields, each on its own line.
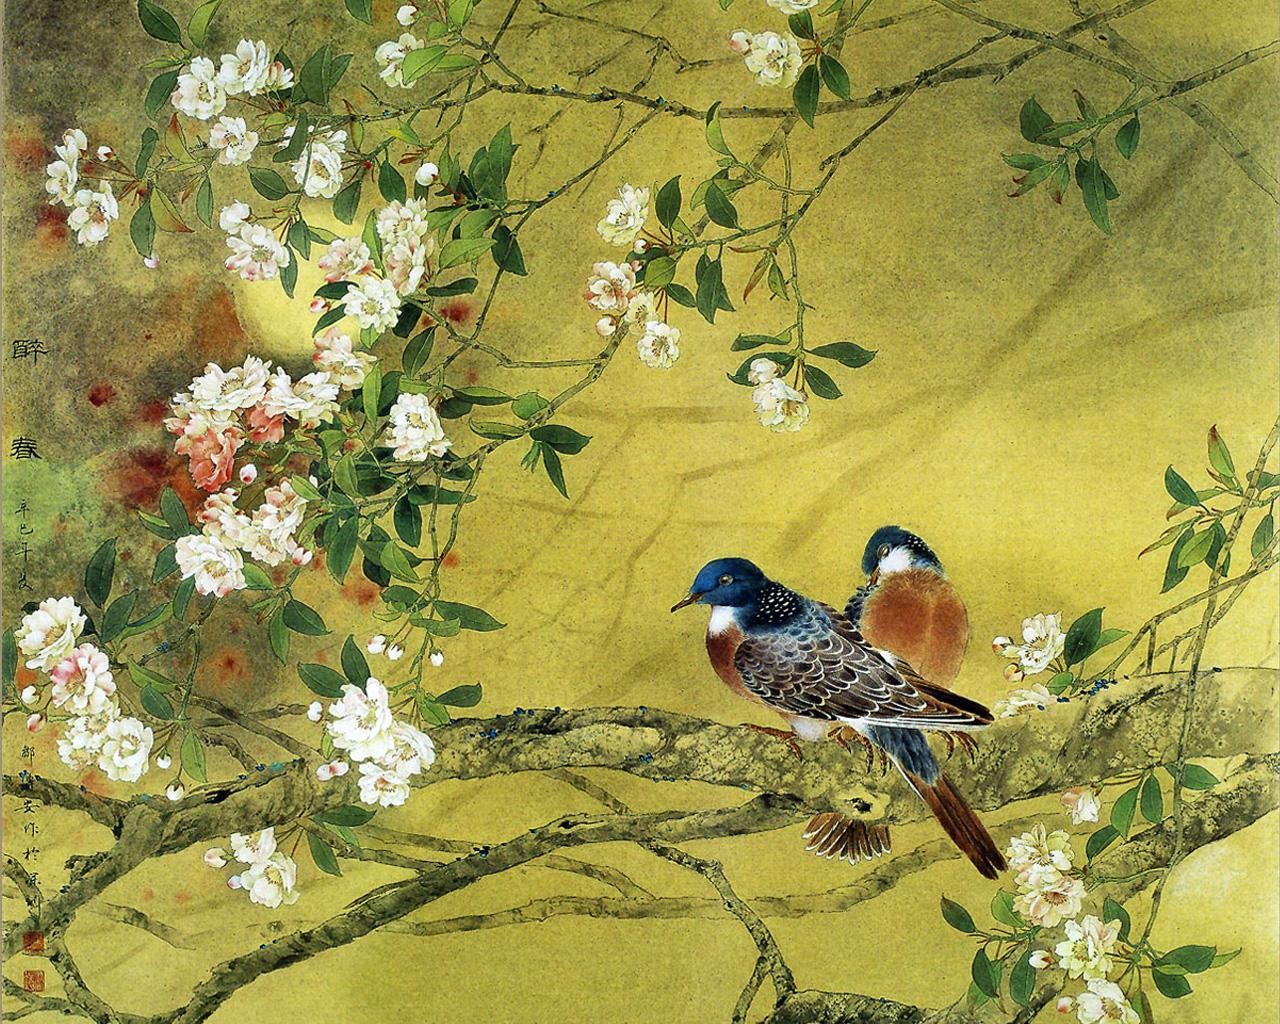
left=942, top=731, right=979, bottom=765
left=745, top=723, right=803, bottom=760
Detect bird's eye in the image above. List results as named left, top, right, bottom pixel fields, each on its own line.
left=877, top=544, right=890, bottom=560
left=718, top=574, right=733, bottom=585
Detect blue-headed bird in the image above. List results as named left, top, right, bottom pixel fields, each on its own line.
left=672, top=557, right=1005, bottom=878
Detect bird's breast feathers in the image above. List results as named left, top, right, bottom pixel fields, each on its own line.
left=704, top=610, right=773, bottom=709
left=859, top=568, right=969, bottom=685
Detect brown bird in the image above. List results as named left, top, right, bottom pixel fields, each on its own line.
left=673, top=555, right=1005, bottom=878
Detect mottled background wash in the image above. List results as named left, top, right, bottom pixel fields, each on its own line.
left=3, top=0, right=1277, bottom=1020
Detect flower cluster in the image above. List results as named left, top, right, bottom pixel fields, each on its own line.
left=323, top=678, right=437, bottom=807
left=728, top=30, right=803, bottom=88
left=16, top=598, right=155, bottom=782
left=220, top=203, right=291, bottom=281
left=375, top=32, right=425, bottom=88
left=746, top=357, right=810, bottom=432
left=1005, top=819, right=1138, bottom=1024
left=283, top=125, right=348, bottom=199
left=206, top=828, right=301, bottom=909
left=991, top=611, right=1066, bottom=716
left=44, top=128, right=119, bottom=247
left=171, top=39, right=293, bottom=123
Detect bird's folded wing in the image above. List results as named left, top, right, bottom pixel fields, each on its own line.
left=733, top=604, right=991, bottom=729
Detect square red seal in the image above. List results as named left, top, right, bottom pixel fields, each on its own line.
left=22, top=969, right=45, bottom=993
left=22, top=930, right=44, bottom=953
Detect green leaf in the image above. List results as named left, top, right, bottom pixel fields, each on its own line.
left=195, top=178, right=213, bottom=227
left=803, top=363, right=842, bottom=400
left=695, top=257, right=724, bottom=324
left=1162, top=528, right=1194, bottom=593
left=1095, top=627, right=1129, bottom=651
left=180, top=730, right=207, bottom=783
left=240, top=563, right=274, bottom=590
left=1009, top=949, right=1035, bottom=1008
left=187, top=0, right=220, bottom=45
left=437, top=683, right=483, bottom=707
left=274, top=114, right=311, bottom=164
left=530, top=424, right=590, bottom=455
left=1003, top=153, right=1047, bottom=171
left=788, top=10, right=815, bottom=38
left=307, top=831, right=343, bottom=875
left=1046, top=670, right=1074, bottom=694
left=1134, top=989, right=1155, bottom=1024
left=1079, top=156, right=1112, bottom=235
left=491, top=225, right=527, bottom=275
left=1174, top=762, right=1219, bottom=790
left=145, top=70, right=179, bottom=120
left=85, top=539, right=117, bottom=607
left=433, top=600, right=505, bottom=631
left=1164, top=465, right=1200, bottom=506
left=333, top=454, right=361, bottom=499
left=818, top=54, right=851, bottom=100
left=1152, top=969, right=1192, bottom=999
left=298, top=662, right=346, bottom=697
left=732, top=334, right=781, bottom=351
left=315, top=804, right=376, bottom=826
left=401, top=44, right=448, bottom=84
left=511, top=392, right=549, bottom=420
left=380, top=541, right=419, bottom=583
left=249, top=166, right=289, bottom=201
left=100, top=592, right=137, bottom=644
left=1064, top=607, right=1103, bottom=665
left=1175, top=528, right=1215, bottom=569
left=542, top=444, right=568, bottom=498
left=656, top=176, right=682, bottom=229
left=394, top=496, right=423, bottom=547
left=1019, top=97, right=1054, bottom=143
left=362, top=363, right=383, bottom=425
left=340, top=634, right=370, bottom=686
left=403, top=327, right=436, bottom=377
left=327, top=516, right=359, bottom=584
left=939, top=895, right=975, bottom=933
left=420, top=617, right=461, bottom=637
left=1159, top=945, right=1215, bottom=974
left=1206, top=425, right=1237, bottom=484
left=344, top=0, right=372, bottom=20
left=417, top=694, right=451, bottom=725
left=809, top=341, right=876, bottom=368
left=126, top=661, right=178, bottom=693
left=1140, top=773, right=1164, bottom=823
left=283, top=600, right=329, bottom=635
left=130, top=202, right=157, bottom=258
left=1116, top=114, right=1140, bottom=158
left=793, top=64, right=820, bottom=128
left=1209, top=948, right=1241, bottom=969
left=172, top=576, right=195, bottom=618
left=160, top=486, right=194, bottom=536
left=1252, top=513, right=1274, bottom=558
left=1102, top=896, right=1131, bottom=942
left=378, top=159, right=407, bottom=203
left=990, top=889, right=1025, bottom=929
left=137, top=0, right=182, bottom=43
left=704, top=182, right=739, bottom=228
left=440, top=236, right=496, bottom=268
left=970, top=949, right=999, bottom=999
left=1110, top=785, right=1138, bottom=837
left=1086, top=824, right=1119, bottom=860
left=333, top=177, right=362, bottom=224
left=704, top=101, right=731, bottom=156
left=298, top=44, right=342, bottom=105
left=643, top=255, right=677, bottom=290
left=140, top=685, right=175, bottom=720
left=269, top=608, right=289, bottom=664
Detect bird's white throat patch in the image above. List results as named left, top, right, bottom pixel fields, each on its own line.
left=707, top=606, right=737, bottom=636
left=878, top=546, right=914, bottom=576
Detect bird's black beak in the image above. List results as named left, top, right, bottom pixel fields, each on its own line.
left=670, top=592, right=702, bottom=612
left=868, top=568, right=880, bottom=587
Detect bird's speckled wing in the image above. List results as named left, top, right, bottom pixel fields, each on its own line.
left=732, top=600, right=989, bottom=729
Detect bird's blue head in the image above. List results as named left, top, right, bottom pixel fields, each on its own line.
left=861, top=525, right=943, bottom=583
left=671, top=557, right=769, bottom=612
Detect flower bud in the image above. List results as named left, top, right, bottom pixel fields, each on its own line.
left=25, top=713, right=43, bottom=732
left=632, top=238, right=649, bottom=254
left=307, top=701, right=323, bottom=722
left=367, top=634, right=387, bottom=655
left=595, top=317, right=617, bottom=338
left=227, top=874, right=243, bottom=890
left=155, top=753, right=173, bottom=770
left=1003, top=662, right=1025, bottom=683
left=414, top=161, right=439, bottom=187
left=728, top=30, right=752, bottom=54
left=330, top=760, right=349, bottom=777
left=386, top=644, right=404, bottom=661
left=291, top=547, right=313, bottom=566
left=316, top=763, right=334, bottom=781
left=96, top=145, right=115, bottom=161
left=204, top=848, right=228, bottom=868
left=20, top=685, right=38, bottom=706
left=1056, top=997, right=1073, bottom=1014
left=396, top=3, right=416, bottom=25
left=166, top=783, right=185, bottom=802
left=239, top=464, right=258, bottom=485
left=991, top=635, right=1013, bottom=654
left=143, top=252, right=160, bottom=269
left=429, top=650, right=445, bottom=668
left=309, top=297, right=330, bottom=314
left=1028, top=950, right=1052, bottom=970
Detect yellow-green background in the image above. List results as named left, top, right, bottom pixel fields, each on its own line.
left=3, top=0, right=1277, bottom=1020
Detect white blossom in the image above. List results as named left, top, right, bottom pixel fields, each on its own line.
left=171, top=56, right=227, bottom=120
left=218, top=39, right=272, bottom=96
left=16, top=596, right=86, bottom=670
left=318, top=237, right=374, bottom=283
left=307, top=701, right=324, bottom=722
left=993, top=683, right=1053, bottom=718
left=1075, top=980, right=1139, bottom=1024
left=241, top=852, right=300, bottom=908
left=396, top=3, right=417, bottom=25
left=230, top=827, right=277, bottom=865
left=596, top=183, right=650, bottom=246
left=635, top=321, right=681, bottom=369
left=623, top=289, right=659, bottom=325
left=1014, top=874, right=1086, bottom=928
left=1055, top=915, right=1121, bottom=981
left=1006, top=823, right=1075, bottom=888
left=190, top=355, right=271, bottom=412
left=263, top=369, right=339, bottom=427
left=55, top=128, right=88, bottom=162
left=98, top=716, right=155, bottom=782
left=752, top=378, right=810, bottom=432
left=375, top=32, right=425, bottom=88
left=1061, top=786, right=1102, bottom=824
left=747, top=358, right=781, bottom=384
left=584, top=260, right=638, bottom=316
left=57, top=712, right=114, bottom=771
left=327, top=679, right=397, bottom=763
left=314, top=328, right=377, bottom=389
left=414, top=161, right=438, bottom=186
left=219, top=201, right=251, bottom=232
left=382, top=392, right=451, bottom=462
left=343, top=276, right=402, bottom=333
left=45, top=159, right=77, bottom=205
left=224, top=223, right=291, bottom=281
left=175, top=532, right=247, bottom=597
left=357, top=760, right=413, bottom=807
left=67, top=184, right=119, bottom=246
left=49, top=643, right=116, bottom=715
left=996, top=613, right=1066, bottom=678
left=740, top=31, right=803, bottom=88
left=244, top=480, right=311, bottom=565
left=287, top=128, right=347, bottom=199
left=367, top=635, right=387, bottom=655
left=209, top=116, right=258, bottom=166
left=766, top=0, right=819, bottom=11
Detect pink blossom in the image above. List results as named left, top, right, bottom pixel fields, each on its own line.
left=246, top=402, right=284, bottom=443
left=176, top=427, right=243, bottom=492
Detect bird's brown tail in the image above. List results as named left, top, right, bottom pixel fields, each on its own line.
left=903, top=770, right=1006, bottom=880
left=802, top=813, right=891, bottom=863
